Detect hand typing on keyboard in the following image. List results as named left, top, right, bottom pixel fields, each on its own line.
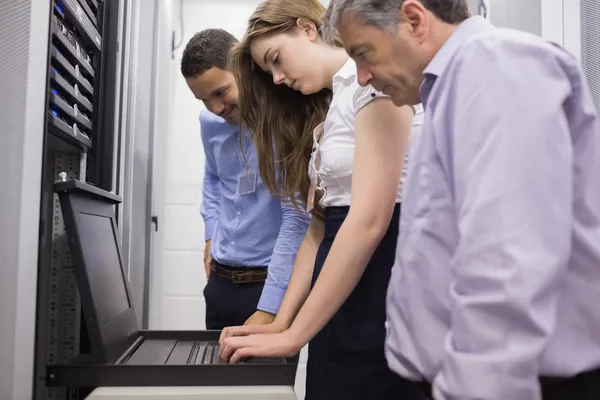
left=220, top=330, right=301, bottom=364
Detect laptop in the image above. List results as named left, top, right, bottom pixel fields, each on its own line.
left=46, top=179, right=295, bottom=388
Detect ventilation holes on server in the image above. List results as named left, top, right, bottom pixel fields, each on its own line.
left=581, top=0, right=600, bottom=117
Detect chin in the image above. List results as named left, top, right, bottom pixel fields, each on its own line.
left=390, top=88, right=419, bottom=107
left=299, top=86, right=319, bottom=95
left=390, top=93, right=407, bottom=107
left=293, top=81, right=322, bottom=95
left=223, top=114, right=239, bottom=125
left=224, top=110, right=240, bottom=125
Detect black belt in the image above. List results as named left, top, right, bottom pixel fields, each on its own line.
left=416, top=366, right=600, bottom=399
left=211, top=261, right=267, bottom=284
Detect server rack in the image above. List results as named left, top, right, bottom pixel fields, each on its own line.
left=34, top=1, right=121, bottom=399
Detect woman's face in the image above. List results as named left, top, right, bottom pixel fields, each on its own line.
left=250, top=30, right=324, bottom=95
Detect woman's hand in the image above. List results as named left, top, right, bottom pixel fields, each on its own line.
left=221, top=330, right=303, bottom=364
left=219, top=320, right=287, bottom=361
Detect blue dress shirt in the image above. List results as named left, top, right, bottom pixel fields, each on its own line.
left=199, top=108, right=310, bottom=314
left=386, top=16, right=600, bottom=400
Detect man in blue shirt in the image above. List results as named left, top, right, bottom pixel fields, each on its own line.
left=180, top=29, right=310, bottom=330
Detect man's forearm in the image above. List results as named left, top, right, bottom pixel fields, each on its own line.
left=273, top=220, right=322, bottom=328
left=200, top=167, right=221, bottom=241
left=257, top=200, right=311, bottom=314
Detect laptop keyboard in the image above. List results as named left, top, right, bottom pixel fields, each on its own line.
left=191, top=341, right=221, bottom=364
left=124, top=339, right=284, bottom=365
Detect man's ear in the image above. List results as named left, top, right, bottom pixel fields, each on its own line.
left=401, top=0, right=429, bottom=42
left=296, top=18, right=319, bottom=42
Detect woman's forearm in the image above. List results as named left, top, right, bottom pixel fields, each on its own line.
left=274, top=218, right=324, bottom=329
left=287, top=213, right=387, bottom=345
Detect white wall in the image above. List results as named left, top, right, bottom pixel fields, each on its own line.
left=162, top=0, right=263, bottom=331
left=541, top=0, right=582, bottom=58
left=489, top=0, right=542, bottom=35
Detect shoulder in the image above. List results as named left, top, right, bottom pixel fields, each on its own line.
left=438, top=28, right=579, bottom=109
left=199, top=107, right=226, bottom=131
left=453, top=28, right=577, bottom=72
left=332, top=58, right=389, bottom=115
left=199, top=107, right=233, bottom=146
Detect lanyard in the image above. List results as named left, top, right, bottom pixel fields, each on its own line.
left=235, top=129, right=253, bottom=175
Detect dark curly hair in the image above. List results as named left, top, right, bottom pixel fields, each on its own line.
left=180, top=29, right=238, bottom=78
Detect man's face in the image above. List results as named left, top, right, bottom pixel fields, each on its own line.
left=337, top=2, right=430, bottom=107
left=185, top=67, right=240, bottom=125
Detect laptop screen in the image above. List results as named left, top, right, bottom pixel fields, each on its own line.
left=78, top=212, right=131, bottom=326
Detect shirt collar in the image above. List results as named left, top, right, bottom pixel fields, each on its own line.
left=333, top=57, right=357, bottom=82
left=423, top=16, right=494, bottom=77
left=420, top=16, right=494, bottom=107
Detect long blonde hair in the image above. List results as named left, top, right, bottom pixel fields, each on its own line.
left=229, top=0, right=339, bottom=219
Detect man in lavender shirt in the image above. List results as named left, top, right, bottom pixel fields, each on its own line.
left=323, top=0, right=600, bottom=399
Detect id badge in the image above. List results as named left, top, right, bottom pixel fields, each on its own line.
left=237, top=170, right=257, bottom=196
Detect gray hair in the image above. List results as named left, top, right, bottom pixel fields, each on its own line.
left=322, top=0, right=471, bottom=44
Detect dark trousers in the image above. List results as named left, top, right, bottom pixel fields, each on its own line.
left=305, top=204, right=423, bottom=400
left=203, top=267, right=264, bottom=330
left=418, top=367, right=600, bottom=399
left=543, top=383, right=600, bottom=399
left=542, top=368, right=600, bottom=400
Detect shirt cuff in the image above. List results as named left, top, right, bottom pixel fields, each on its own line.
left=256, top=284, right=286, bottom=315
left=204, top=218, right=218, bottom=241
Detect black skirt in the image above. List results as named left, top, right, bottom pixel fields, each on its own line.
left=305, top=204, right=422, bottom=400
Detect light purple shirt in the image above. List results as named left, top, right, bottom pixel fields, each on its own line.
left=386, top=16, right=600, bottom=400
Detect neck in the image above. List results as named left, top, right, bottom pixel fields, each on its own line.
left=428, top=21, right=460, bottom=59
left=321, top=47, right=349, bottom=90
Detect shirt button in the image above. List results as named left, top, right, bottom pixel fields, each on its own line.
left=237, top=211, right=241, bottom=216
left=231, top=241, right=236, bottom=245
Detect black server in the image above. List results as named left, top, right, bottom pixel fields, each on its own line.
left=34, top=1, right=121, bottom=399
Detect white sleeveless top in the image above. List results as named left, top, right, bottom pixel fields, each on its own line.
left=308, top=58, right=424, bottom=208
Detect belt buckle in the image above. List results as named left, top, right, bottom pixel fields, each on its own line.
left=231, top=271, right=249, bottom=284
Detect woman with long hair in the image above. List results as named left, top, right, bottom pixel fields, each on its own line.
left=218, top=0, right=423, bottom=398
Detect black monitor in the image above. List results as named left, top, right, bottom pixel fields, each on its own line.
left=48, top=180, right=299, bottom=389
left=54, top=180, right=139, bottom=363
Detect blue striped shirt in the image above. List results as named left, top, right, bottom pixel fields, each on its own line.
left=199, top=108, right=310, bottom=313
